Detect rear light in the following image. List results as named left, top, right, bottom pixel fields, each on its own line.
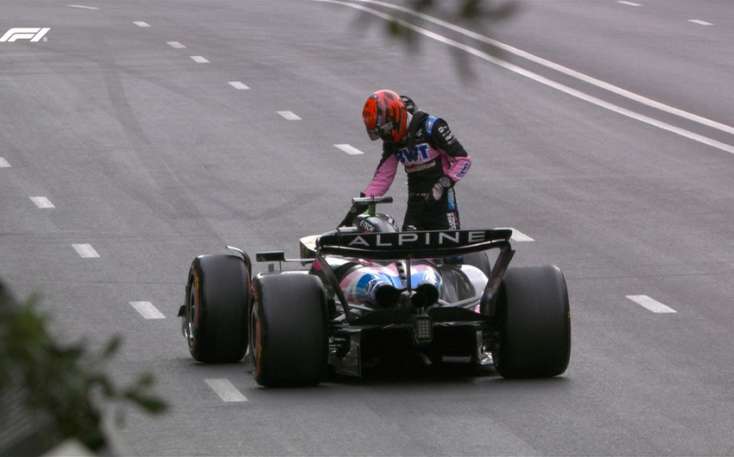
left=413, top=314, right=433, bottom=344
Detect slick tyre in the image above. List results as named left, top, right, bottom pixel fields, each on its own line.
left=494, top=265, right=570, bottom=378
left=251, top=274, right=328, bottom=387
left=184, top=254, right=250, bottom=363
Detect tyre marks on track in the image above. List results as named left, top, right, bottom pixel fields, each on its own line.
left=3, top=7, right=688, bottom=420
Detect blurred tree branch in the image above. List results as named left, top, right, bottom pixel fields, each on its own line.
left=352, top=0, right=520, bottom=80
left=0, top=280, right=166, bottom=454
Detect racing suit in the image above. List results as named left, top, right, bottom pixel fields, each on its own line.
left=363, top=110, right=472, bottom=230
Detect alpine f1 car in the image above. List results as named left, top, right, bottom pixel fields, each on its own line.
left=179, top=196, right=571, bottom=386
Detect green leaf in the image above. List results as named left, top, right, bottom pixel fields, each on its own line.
left=101, top=335, right=122, bottom=358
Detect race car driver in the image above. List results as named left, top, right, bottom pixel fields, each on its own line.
left=340, top=89, right=472, bottom=230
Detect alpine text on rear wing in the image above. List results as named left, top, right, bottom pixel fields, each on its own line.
left=317, top=229, right=512, bottom=259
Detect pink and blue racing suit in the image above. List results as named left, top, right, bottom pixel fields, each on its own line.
left=362, top=111, right=471, bottom=230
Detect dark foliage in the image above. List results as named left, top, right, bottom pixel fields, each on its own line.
left=352, top=0, right=520, bottom=80
left=0, top=281, right=166, bottom=452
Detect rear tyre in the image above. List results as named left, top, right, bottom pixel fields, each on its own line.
left=183, top=254, right=250, bottom=363
left=494, top=265, right=570, bottom=378
left=252, top=274, right=328, bottom=387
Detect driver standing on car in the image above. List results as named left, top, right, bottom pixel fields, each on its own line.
left=339, top=90, right=472, bottom=230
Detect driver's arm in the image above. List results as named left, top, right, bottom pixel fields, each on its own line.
left=431, top=119, right=471, bottom=183
left=362, top=145, right=399, bottom=197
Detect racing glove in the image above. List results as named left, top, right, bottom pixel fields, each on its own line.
left=429, top=176, right=454, bottom=202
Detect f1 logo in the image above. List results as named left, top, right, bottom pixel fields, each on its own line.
left=0, top=27, right=51, bottom=43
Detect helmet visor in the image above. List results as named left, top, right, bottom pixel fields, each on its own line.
left=366, top=121, right=393, bottom=142
left=366, top=127, right=380, bottom=141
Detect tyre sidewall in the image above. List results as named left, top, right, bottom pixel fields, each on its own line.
left=495, top=265, right=570, bottom=378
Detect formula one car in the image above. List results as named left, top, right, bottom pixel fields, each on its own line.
left=179, top=196, right=570, bottom=386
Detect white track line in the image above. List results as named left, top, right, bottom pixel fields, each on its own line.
left=317, top=1, right=734, bottom=155
left=72, top=243, right=100, bottom=258
left=617, top=1, right=641, bottom=6
left=228, top=81, right=250, bottom=90
left=129, top=301, right=165, bottom=319
left=133, top=21, right=150, bottom=28
left=0, top=157, right=10, bottom=168
left=688, top=19, right=713, bottom=26
left=30, top=196, right=55, bottom=209
left=334, top=144, right=365, bottom=155
left=190, top=55, right=209, bottom=63
left=509, top=228, right=534, bottom=242
left=166, top=41, right=186, bottom=49
left=67, top=4, right=99, bottom=10
left=345, top=0, right=734, bottom=138
left=277, top=111, right=302, bottom=120
left=497, top=227, right=534, bottom=242
left=626, top=295, right=677, bottom=314
left=205, top=379, right=248, bottom=402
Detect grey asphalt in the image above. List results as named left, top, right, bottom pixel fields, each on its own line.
left=1, top=0, right=734, bottom=455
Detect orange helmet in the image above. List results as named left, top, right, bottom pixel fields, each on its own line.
left=362, top=90, right=408, bottom=143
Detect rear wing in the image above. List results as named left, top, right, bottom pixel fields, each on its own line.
left=316, top=229, right=512, bottom=260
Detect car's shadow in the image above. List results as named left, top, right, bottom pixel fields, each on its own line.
left=179, top=355, right=570, bottom=392
left=323, top=362, right=571, bottom=398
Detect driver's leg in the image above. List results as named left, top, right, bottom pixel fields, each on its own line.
left=446, top=188, right=460, bottom=230
left=404, top=190, right=460, bottom=230
left=402, top=196, right=425, bottom=230
left=422, top=190, right=456, bottom=230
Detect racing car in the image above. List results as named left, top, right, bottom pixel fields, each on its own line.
left=178, top=196, right=570, bottom=386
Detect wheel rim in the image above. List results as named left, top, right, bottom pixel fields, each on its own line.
left=184, top=280, right=198, bottom=350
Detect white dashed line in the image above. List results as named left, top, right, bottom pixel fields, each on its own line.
left=0, top=157, right=10, bottom=168
left=129, top=301, right=165, bottom=319
left=497, top=227, right=534, bottom=242
left=688, top=19, right=713, bottom=26
left=334, top=144, right=365, bottom=155
left=626, top=295, right=677, bottom=314
left=510, top=229, right=534, bottom=242
left=228, top=81, right=250, bottom=90
left=67, top=4, right=100, bottom=10
left=72, top=243, right=100, bottom=259
left=617, top=1, right=641, bottom=6
left=190, top=55, right=210, bottom=63
left=277, top=111, right=302, bottom=121
left=166, top=41, right=186, bottom=49
left=30, top=196, right=55, bottom=209
left=205, top=379, right=248, bottom=402
left=133, top=21, right=150, bottom=28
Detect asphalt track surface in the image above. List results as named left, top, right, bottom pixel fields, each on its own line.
left=1, top=0, right=734, bottom=455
